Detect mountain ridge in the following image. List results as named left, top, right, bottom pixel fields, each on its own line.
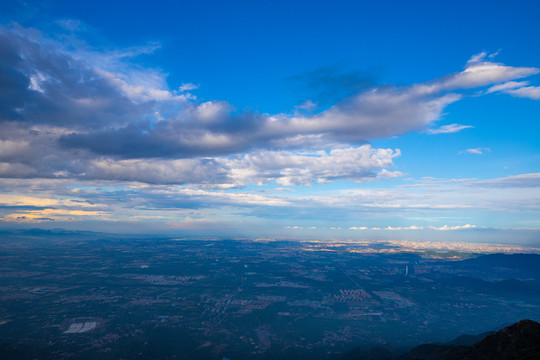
left=341, top=319, right=540, bottom=360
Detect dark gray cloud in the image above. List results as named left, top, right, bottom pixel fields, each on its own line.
left=59, top=109, right=270, bottom=159
left=0, top=26, right=146, bottom=129
left=57, top=84, right=456, bottom=160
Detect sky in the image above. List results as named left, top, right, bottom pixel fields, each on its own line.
left=0, top=0, right=539, bottom=245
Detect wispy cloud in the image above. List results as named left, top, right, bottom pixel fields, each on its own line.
left=462, top=147, right=491, bottom=155
left=474, top=173, right=540, bottom=188
left=178, top=82, right=199, bottom=92
left=1, top=170, right=539, bottom=234
left=385, top=225, right=424, bottom=230
left=427, top=123, right=474, bottom=134
left=503, top=85, right=540, bottom=100
left=486, top=80, right=540, bottom=100
left=294, top=99, right=317, bottom=111
left=429, top=224, right=484, bottom=231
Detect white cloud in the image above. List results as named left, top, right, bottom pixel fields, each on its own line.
left=486, top=80, right=540, bottom=100
left=463, top=147, right=491, bottom=155
left=467, top=52, right=488, bottom=65
left=269, top=89, right=463, bottom=142
left=429, top=224, right=483, bottom=231
left=474, top=173, right=540, bottom=188
left=385, top=225, right=424, bottom=230
left=83, top=145, right=401, bottom=186
left=177, top=188, right=291, bottom=207
left=224, top=146, right=402, bottom=186
left=28, top=72, right=47, bottom=93
left=97, top=69, right=191, bottom=103
left=294, top=99, right=317, bottom=111
left=503, top=86, right=540, bottom=100
left=179, top=82, right=198, bottom=92
left=437, top=52, right=539, bottom=91
left=486, top=80, right=530, bottom=93
left=196, top=101, right=231, bottom=124
left=427, top=123, right=473, bottom=134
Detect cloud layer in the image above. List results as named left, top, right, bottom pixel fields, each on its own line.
left=0, top=26, right=539, bottom=190
left=1, top=173, right=539, bottom=240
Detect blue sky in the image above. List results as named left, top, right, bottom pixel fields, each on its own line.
left=0, top=0, right=539, bottom=245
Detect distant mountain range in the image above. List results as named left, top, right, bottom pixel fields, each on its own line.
left=341, top=319, right=540, bottom=360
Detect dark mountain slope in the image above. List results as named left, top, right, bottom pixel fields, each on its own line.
left=446, top=331, right=494, bottom=346
left=467, top=319, right=540, bottom=360
left=398, top=319, right=540, bottom=360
